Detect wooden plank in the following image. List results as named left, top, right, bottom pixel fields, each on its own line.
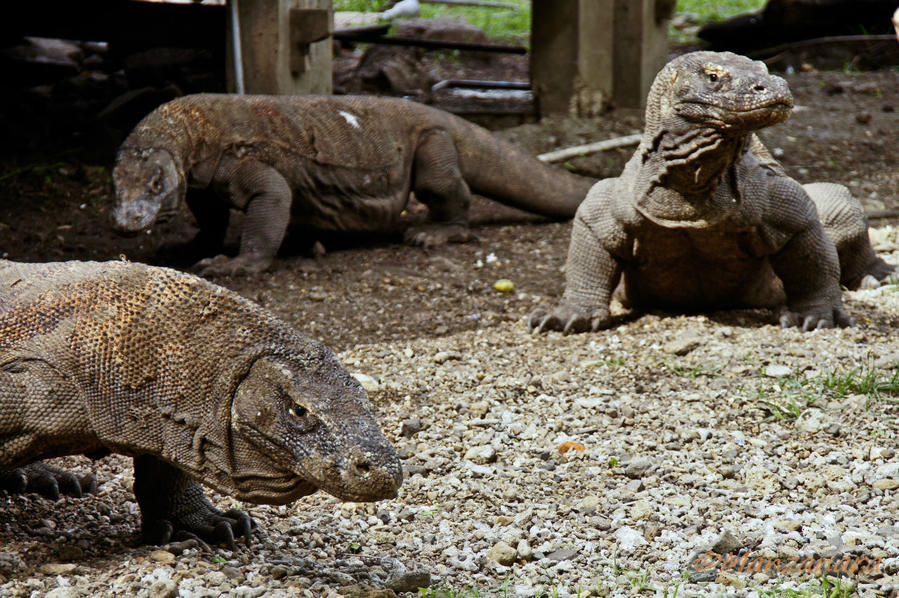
left=226, top=0, right=333, bottom=95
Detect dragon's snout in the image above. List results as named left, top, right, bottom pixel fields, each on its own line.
left=112, top=200, right=160, bottom=233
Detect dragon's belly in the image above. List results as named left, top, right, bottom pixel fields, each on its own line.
left=280, top=155, right=412, bottom=232
left=626, top=224, right=781, bottom=310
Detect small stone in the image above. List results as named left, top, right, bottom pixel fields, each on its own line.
left=149, top=550, right=175, bottom=564
left=764, top=364, right=792, bottom=377
left=710, top=531, right=743, bottom=555
left=39, top=562, right=78, bottom=575
left=270, top=565, right=289, bottom=579
left=774, top=520, right=802, bottom=532
left=148, top=580, right=178, bottom=598
left=615, top=526, right=647, bottom=553
left=545, top=547, right=578, bottom=562
left=399, top=417, right=422, bottom=437
left=580, top=495, right=601, bottom=514
left=352, top=373, right=380, bottom=393
left=869, top=447, right=888, bottom=460
left=664, top=335, right=700, bottom=356
left=339, top=584, right=397, bottom=598
left=45, top=589, right=81, bottom=598
left=873, top=479, right=899, bottom=491
left=715, top=570, right=747, bottom=588
left=630, top=500, right=652, bottom=521
left=386, top=569, right=431, bottom=593
left=470, top=401, right=490, bottom=417
left=624, top=458, right=652, bottom=479
left=463, top=445, right=496, bottom=464
left=643, top=521, right=662, bottom=541
left=230, top=587, right=265, bottom=598
left=516, top=539, right=533, bottom=561
left=488, top=541, right=518, bottom=565
left=433, top=350, right=461, bottom=364
left=744, top=466, right=780, bottom=494
left=855, top=112, right=872, bottom=124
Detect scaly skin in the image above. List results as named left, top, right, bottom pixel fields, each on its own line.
left=0, top=259, right=402, bottom=548
left=530, top=51, right=894, bottom=335
left=112, top=94, right=595, bottom=276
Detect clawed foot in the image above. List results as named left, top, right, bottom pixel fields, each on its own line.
left=528, top=304, right=612, bottom=334
left=404, top=224, right=478, bottom=249
left=143, top=505, right=256, bottom=551
left=194, top=254, right=272, bottom=277
left=858, top=259, right=897, bottom=290
left=778, top=303, right=852, bottom=330
left=0, top=462, right=97, bottom=500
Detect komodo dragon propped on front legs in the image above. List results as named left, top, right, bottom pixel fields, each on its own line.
left=530, top=51, right=895, bottom=334
left=112, top=94, right=596, bottom=276
left=0, top=259, right=402, bottom=547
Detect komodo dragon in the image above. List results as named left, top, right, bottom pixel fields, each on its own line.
left=112, top=94, right=595, bottom=276
left=530, top=51, right=894, bottom=334
left=0, top=259, right=402, bottom=547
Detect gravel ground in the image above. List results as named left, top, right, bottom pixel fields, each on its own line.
left=2, top=229, right=899, bottom=598
left=1, top=69, right=898, bottom=597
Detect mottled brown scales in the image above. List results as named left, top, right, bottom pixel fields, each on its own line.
left=530, top=51, right=894, bottom=334
left=0, top=259, right=402, bottom=547
left=112, top=94, right=595, bottom=276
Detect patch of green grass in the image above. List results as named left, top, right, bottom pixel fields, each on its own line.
left=759, top=575, right=858, bottom=597
left=661, top=361, right=722, bottom=378
left=756, top=364, right=899, bottom=421
left=334, top=0, right=530, bottom=42
left=675, top=0, right=766, bottom=23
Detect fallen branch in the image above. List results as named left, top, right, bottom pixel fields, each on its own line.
left=537, top=133, right=642, bottom=163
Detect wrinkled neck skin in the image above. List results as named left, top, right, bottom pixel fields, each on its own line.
left=123, top=101, right=220, bottom=188
left=633, top=114, right=750, bottom=228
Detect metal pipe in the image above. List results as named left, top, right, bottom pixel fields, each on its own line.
left=332, top=30, right=527, bottom=54
left=229, top=0, right=245, bottom=94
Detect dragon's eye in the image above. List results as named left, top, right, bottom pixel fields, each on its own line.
left=289, top=405, right=308, bottom=418
left=708, top=73, right=719, bottom=82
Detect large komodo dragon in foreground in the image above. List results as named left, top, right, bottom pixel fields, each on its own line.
left=530, top=51, right=894, bottom=334
left=0, top=259, right=402, bottom=547
left=112, top=94, right=595, bottom=276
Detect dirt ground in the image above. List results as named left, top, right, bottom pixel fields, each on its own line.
left=1, top=47, right=898, bottom=597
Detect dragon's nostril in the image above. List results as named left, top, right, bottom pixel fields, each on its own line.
left=753, top=84, right=766, bottom=93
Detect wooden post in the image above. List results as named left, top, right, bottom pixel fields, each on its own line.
left=530, top=0, right=669, bottom=116
left=226, top=0, right=333, bottom=95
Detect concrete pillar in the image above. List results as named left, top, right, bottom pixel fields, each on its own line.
left=227, top=0, right=333, bottom=95
left=531, top=0, right=669, bottom=116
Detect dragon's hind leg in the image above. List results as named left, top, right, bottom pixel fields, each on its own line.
left=806, top=182, right=895, bottom=289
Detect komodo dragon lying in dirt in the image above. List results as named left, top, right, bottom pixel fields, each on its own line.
left=530, top=51, right=894, bottom=334
left=112, top=94, right=595, bottom=276
left=0, top=259, right=402, bottom=547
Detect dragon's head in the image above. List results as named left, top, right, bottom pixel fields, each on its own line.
left=227, top=348, right=403, bottom=505
left=649, top=51, right=794, bottom=134
left=112, top=147, right=185, bottom=233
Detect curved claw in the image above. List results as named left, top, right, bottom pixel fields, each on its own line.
left=145, top=509, right=254, bottom=550
left=0, top=462, right=97, bottom=500
left=779, top=303, right=852, bottom=331
left=528, top=303, right=611, bottom=335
